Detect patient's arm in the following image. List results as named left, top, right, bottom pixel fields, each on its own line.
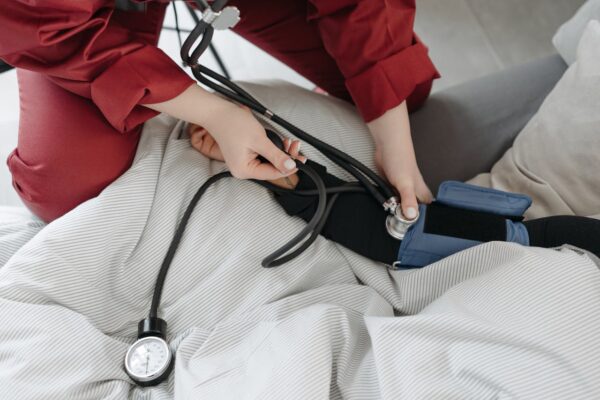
left=189, top=124, right=600, bottom=263
left=524, top=217, right=600, bottom=257
left=188, top=123, right=401, bottom=264
left=151, top=88, right=297, bottom=181
left=266, top=162, right=600, bottom=262
left=273, top=160, right=402, bottom=264
left=275, top=167, right=600, bottom=262
left=189, top=124, right=301, bottom=189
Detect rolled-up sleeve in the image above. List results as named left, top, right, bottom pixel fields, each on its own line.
left=0, top=0, right=194, bottom=132
left=308, top=0, right=440, bottom=122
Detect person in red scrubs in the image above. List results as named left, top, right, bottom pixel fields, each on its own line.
left=0, top=0, right=439, bottom=222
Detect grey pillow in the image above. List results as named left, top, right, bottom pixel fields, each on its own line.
left=471, top=21, right=600, bottom=219
left=553, top=0, right=600, bottom=65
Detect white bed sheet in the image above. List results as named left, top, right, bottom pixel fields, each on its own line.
left=0, top=89, right=599, bottom=399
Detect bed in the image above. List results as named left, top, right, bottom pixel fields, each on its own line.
left=0, top=6, right=599, bottom=400
left=1, top=109, right=599, bottom=399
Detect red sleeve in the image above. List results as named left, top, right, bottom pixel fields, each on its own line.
left=0, top=0, right=194, bottom=133
left=308, top=0, right=440, bottom=122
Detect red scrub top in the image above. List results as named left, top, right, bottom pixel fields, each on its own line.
left=0, top=0, right=439, bottom=126
left=0, top=0, right=439, bottom=222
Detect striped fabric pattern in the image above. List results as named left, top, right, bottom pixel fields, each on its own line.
left=0, top=83, right=599, bottom=399
left=0, top=207, right=44, bottom=267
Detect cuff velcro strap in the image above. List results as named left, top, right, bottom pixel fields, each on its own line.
left=437, top=181, right=532, bottom=218
left=424, top=202, right=507, bottom=242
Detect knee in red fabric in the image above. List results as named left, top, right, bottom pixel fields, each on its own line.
left=7, top=136, right=139, bottom=223
left=11, top=69, right=141, bottom=223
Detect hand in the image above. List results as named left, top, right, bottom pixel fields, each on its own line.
left=201, top=102, right=298, bottom=180
left=282, top=138, right=307, bottom=164
left=189, top=124, right=224, bottom=161
left=367, top=102, right=433, bottom=220
left=145, top=85, right=297, bottom=181
left=374, top=142, right=433, bottom=219
left=188, top=121, right=308, bottom=188
left=269, top=138, right=306, bottom=189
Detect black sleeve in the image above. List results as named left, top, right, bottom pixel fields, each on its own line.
left=273, top=160, right=401, bottom=265
left=524, top=216, right=600, bottom=258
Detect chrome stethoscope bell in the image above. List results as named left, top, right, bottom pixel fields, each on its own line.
left=385, top=199, right=419, bottom=240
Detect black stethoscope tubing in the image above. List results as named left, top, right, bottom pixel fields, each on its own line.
left=147, top=0, right=400, bottom=323
left=149, top=162, right=332, bottom=319
left=147, top=0, right=400, bottom=279
left=179, top=0, right=395, bottom=202
left=191, top=63, right=394, bottom=205
left=127, top=1, right=405, bottom=387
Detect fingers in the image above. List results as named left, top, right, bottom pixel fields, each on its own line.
left=283, top=138, right=292, bottom=152
left=190, top=127, right=207, bottom=149
left=416, top=179, right=434, bottom=204
left=244, top=138, right=307, bottom=181
left=255, top=137, right=298, bottom=176
left=190, top=127, right=225, bottom=161
left=283, top=138, right=307, bottom=164
left=201, top=133, right=225, bottom=161
left=395, top=176, right=434, bottom=220
left=397, top=185, right=419, bottom=221
left=247, top=159, right=298, bottom=181
left=187, top=123, right=202, bottom=137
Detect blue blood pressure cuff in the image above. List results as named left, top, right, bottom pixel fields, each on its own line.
left=397, top=181, right=532, bottom=268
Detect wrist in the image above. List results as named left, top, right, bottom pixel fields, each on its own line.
left=196, top=92, right=237, bottom=133
left=145, top=84, right=235, bottom=133
left=366, top=101, right=411, bottom=148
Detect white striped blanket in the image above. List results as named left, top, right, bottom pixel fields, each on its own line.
left=1, top=83, right=600, bottom=399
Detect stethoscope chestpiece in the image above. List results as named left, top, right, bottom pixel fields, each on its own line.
left=385, top=202, right=419, bottom=240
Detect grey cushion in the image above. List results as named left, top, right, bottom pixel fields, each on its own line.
left=553, top=0, right=600, bottom=65
left=410, top=54, right=566, bottom=191
left=471, top=21, right=600, bottom=219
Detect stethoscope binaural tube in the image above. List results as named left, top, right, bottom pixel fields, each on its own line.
left=180, top=0, right=232, bottom=65
left=179, top=0, right=397, bottom=207
left=128, top=156, right=329, bottom=386
left=190, top=63, right=396, bottom=206
left=126, top=0, right=417, bottom=387
left=148, top=157, right=330, bottom=321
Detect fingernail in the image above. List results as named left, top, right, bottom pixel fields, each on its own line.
left=405, top=207, right=418, bottom=220
left=284, top=159, right=296, bottom=171
left=296, top=141, right=302, bottom=152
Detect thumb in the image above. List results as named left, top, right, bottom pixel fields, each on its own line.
left=398, top=185, right=419, bottom=221
left=256, top=138, right=297, bottom=176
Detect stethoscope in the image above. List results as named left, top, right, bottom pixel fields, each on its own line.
left=124, top=0, right=417, bottom=386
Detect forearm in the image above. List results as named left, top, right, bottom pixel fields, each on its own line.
left=365, top=100, right=433, bottom=218
left=145, top=84, right=234, bottom=131
left=366, top=101, right=416, bottom=164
